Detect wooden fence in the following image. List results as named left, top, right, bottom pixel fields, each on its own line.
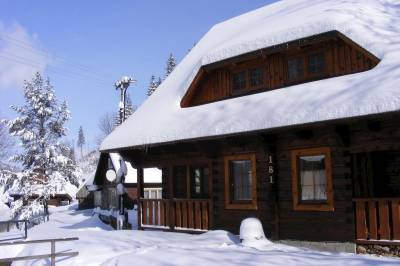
left=0, top=215, right=49, bottom=242
left=140, top=199, right=212, bottom=231
left=354, top=198, right=400, bottom=244
left=0, top=220, right=28, bottom=241
left=0, top=237, right=79, bottom=266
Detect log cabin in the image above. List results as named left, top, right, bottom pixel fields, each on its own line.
left=100, top=0, right=400, bottom=253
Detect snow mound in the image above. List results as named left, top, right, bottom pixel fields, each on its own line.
left=240, top=217, right=272, bottom=249
left=0, top=202, right=11, bottom=221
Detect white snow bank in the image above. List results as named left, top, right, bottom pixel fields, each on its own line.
left=0, top=202, right=11, bottom=221
left=2, top=204, right=399, bottom=266
left=101, top=0, right=400, bottom=151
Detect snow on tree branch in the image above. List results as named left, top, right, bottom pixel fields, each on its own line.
left=1, top=72, right=79, bottom=219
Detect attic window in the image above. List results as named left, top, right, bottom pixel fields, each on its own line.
left=308, top=53, right=325, bottom=75
left=288, top=57, right=305, bottom=80
left=232, top=71, right=247, bottom=92
left=249, top=68, right=264, bottom=88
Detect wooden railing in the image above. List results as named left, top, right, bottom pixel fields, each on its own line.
left=0, top=237, right=79, bottom=266
left=354, top=198, right=400, bottom=243
left=0, top=220, right=28, bottom=241
left=139, top=199, right=212, bottom=231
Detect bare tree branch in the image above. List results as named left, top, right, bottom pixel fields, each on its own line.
left=98, top=112, right=115, bottom=136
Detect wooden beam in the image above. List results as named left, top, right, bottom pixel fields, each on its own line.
left=137, top=167, right=144, bottom=230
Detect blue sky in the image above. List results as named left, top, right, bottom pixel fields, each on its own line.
left=0, top=0, right=274, bottom=150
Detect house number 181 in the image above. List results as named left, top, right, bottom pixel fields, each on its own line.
left=268, top=155, right=274, bottom=184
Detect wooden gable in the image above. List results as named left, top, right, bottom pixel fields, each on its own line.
left=181, top=31, right=380, bottom=108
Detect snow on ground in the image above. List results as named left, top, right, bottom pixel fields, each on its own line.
left=0, top=202, right=11, bottom=221
left=0, top=203, right=399, bottom=265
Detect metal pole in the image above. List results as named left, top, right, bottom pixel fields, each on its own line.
left=114, top=76, right=135, bottom=225
left=24, top=220, right=27, bottom=239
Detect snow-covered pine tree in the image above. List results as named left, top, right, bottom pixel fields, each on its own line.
left=124, top=93, right=135, bottom=119
left=77, top=126, right=85, bottom=159
left=156, top=77, right=162, bottom=87
left=2, top=72, right=78, bottom=219
left=164, top=53, right=177, bottom=79
left=114, top=93, right=135, bottom=127
left=0, top=113, right=14, bottom=165
left=147, top=75, right=158, bottom=96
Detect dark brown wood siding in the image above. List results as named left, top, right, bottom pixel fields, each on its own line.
left=275, top=128, right=354, bottom=242
left=123, top=113, right=400, bottom=242
left=182, top=36, right=379, bottom=107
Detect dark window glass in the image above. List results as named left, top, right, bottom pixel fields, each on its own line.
left=230, top=160, right=252, bottom=201
left=308, top=53, right=325, bottom=74
left=191, top=167, right=209, bottom=198
left=288, top=57, right=304, bottom=80
left=249, top=68, right=264, bottom=87
left=298, top=155, right=327, bottom=201
left=173, top=166, right=187, bottom=198
left=232, top=71, right=247, bottom=91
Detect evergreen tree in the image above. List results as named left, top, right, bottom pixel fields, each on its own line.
left=2, top=72, right=78, bottom=219
left=165, top=53, right=177, bottom=79
left=77, top=126, right=85, bottom=159
left=156, top=77, right=162, bottom=88
left=124, top=93, right=135, bottom=119
left=114, top=93, right=135, bottom=127
left=147, top=75, right=158, bottom=96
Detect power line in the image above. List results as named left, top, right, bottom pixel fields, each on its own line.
left=0, top=33, right=114, bottom=81
left=0, top=52, right=111, bottom=86
left=0, top=54, right=111, bottom=87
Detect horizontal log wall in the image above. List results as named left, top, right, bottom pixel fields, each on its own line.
left=275, top=127, right=354, bottom=242
left=124, top=113, right=400, bottom=242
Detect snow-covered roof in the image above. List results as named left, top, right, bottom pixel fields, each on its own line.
left=109, top=153, right=162, bottom=184
left=8, top=183, right=77, bottom=199
left=100, top=0, right=400, bottom=151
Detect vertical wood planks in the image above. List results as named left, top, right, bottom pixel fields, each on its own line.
left=160, top=200, right=165, bottom=226
left=201, top=201, right=208, bottom=230
left=142, top=200, right=148, bottom=225
left=391, top=199, right=400, bottom=240
left=175, top=201, right=182, bottom=228
left=154, top=200, right=159, bottom=226
left=182, top=201, right=188, bottom=228
left=355, top=201, right=367, bottom=239
left=195, top=201, right=201, bottom=229
left=368, top=200, right=378, bottom=240
left=139, top=199, right=211, bottom=231
left=188, top=201, right=194, bottom=229
left=378, top=200, right=390, bottom=239
left=148, top=200, right=154, bottom=225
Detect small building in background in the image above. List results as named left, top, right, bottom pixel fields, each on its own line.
left=87, top=153, right=162, bottom=228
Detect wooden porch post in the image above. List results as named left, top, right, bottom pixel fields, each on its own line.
left=137, top=167, right=144, bottom=230
left=168, top=166, right=175, bottom=230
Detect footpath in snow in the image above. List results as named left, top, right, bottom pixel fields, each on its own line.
left=1, top=203, right=399, bottom=266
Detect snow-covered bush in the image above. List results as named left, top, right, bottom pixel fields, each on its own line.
left=239, top=217, right=272, bottom=248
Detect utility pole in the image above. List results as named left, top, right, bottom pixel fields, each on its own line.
left=115, top=76, right=136, bottom=125
left=113, top=76, right=136, bottom=223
